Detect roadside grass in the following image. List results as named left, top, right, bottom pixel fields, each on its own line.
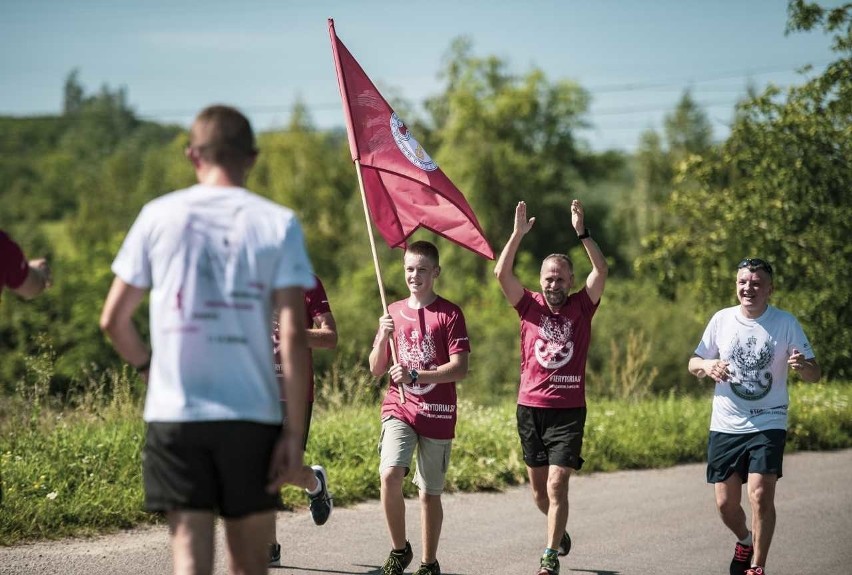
left=1, top=379, right=850, bottom=545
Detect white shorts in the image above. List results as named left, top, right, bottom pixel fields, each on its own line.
left=379, top=417, right=452, bottom=495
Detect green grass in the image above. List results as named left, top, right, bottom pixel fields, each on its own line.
left=1, top=379, right=850, bottom=545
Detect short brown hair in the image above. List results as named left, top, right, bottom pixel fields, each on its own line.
left=189, top=105, right=257, bottom=169
left=405, top=241, right=439, bottom=267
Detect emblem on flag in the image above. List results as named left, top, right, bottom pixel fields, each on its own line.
left=390, top=113, right=437, bottom=172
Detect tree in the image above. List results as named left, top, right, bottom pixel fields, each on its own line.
left=419, top=38, right=615, bottom=272
left=638, top=1, right=852, bottom=377
left=63, top=69, right=84, bottom=115
left=249, top=100, right=354, bottom=277
left=664, top=90, right=714, bottom=163
left=609, top=90, right=714, bottom=268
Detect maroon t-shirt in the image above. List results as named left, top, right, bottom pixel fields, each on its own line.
left=379, top=296, right=470, bottom=440
left=515, top=288, right=598, bottom=409
left=0, top=231, right=28, bottom=298
left=272, top=275, right=332, bottom=402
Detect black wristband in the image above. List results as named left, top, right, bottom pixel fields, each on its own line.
left=134, top=359, right=151, bottom=373
left=577, top=228, right=591, bottom=240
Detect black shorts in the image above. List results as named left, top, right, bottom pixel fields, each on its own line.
left=143, top=421, right=283, bottom=518
left=281, top=400, right=313, bottom=451
left=706, top=429, right=787, bottom=484
left=517, top=405, right=586, bottom=470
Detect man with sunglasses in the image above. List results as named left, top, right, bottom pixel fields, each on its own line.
left=689, top=258, right=821, bottom=575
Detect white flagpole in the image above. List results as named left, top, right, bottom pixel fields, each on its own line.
left=354, top=159, right=405, bottom=404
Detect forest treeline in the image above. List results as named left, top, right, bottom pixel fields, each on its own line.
left=1, top=2, right=849, bottom=404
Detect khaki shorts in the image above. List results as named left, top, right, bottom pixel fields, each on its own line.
left=379, top=417, right=452, bottom=496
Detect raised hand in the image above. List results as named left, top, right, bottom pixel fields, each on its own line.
left=571, top=199, right=585, bottom=236
left=514, top=201, right=536, bottom=236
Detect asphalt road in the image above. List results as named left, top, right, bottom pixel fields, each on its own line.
left=1, top=449, right=850, bottom=575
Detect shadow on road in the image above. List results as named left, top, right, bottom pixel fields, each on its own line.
left=275, top=560, right=618, bottom=575
left=272, top=565, right=367, bottom=574
left=275, top=563, right=464, bottom=575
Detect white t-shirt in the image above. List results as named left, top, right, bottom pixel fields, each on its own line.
left=112, top=184, right=315, bottom=424
left=693, top=305, right=815, bottom=434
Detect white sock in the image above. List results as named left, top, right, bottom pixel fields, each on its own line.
left=306, top=476, right=321, bottom=496
left=738, top=531, right=753, bottom=547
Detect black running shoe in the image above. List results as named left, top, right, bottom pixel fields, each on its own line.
left=412, top=560, right=441, bottom=575
left=558, top=531, right=572, bottom=556
left=381, top=541, right=413, bottom=575
left=308, top=465, right=333, bottom=525
left=268, top=543, right=281, bottom=567
left=730, top=541, right=754, bottom=575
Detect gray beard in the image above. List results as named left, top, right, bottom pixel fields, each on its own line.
left=545, top=291, right=566, bottom=308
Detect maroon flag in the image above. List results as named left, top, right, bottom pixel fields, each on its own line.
left=328, top=19, right=494, bottom=260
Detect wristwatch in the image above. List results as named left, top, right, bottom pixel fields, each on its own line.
left=408, top=369, right=419, bottom=384
left=577, top=228, right=591, bottom=240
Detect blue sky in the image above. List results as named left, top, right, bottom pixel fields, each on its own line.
left=0, top=0, right=838, bottom=151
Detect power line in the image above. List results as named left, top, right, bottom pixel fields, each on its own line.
left=0, top=61, right=826, bottom=147
left=579, top=60, right=830, bottom=93
left=125, top=61, right=827, bottom=123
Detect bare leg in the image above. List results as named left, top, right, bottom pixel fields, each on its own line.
left=419, top=492, right=443, bottom=564
left=528, top=465, right=550, bottom=516
left=223, top=510, right=275, bottom=575
left=715, top=473, right=750, bottom=541
left=546, top=465, right=572, bottom=550
left=168, top=510, right=216, bottom=575
left=748, top=472, right=777, bottom=568
left=381, top=466, right=408, bottom=550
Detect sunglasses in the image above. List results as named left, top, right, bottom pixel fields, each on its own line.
left=738, top=258, right=773, bottom=276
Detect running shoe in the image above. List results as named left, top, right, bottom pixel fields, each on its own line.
left=412, top=560, right=441, bottom=575
left=268, top=543, right=281, bottom=567
left=381, top=541, right=413, bottom=575
left=558, top=531, right=572, bottom=556
left=730, top=541, right=754, bottom=575
left=308, top=465, right=333, bottom=525
left=537, top=552, right=560, bottom=575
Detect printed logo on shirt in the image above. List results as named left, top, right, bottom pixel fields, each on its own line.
left=750, top=404, right=788, bottom=417
left=271, top=318, right=281, bottom=355
left=397, top=327, right=437, bottom=396
left=419, top=402, right=455, bottom=420
left=728, top=335, right=774, bottom=400
left=535, top=316, right=574, bottom=370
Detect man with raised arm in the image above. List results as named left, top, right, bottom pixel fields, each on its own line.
left=494, top=199, right=607, bottom=575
